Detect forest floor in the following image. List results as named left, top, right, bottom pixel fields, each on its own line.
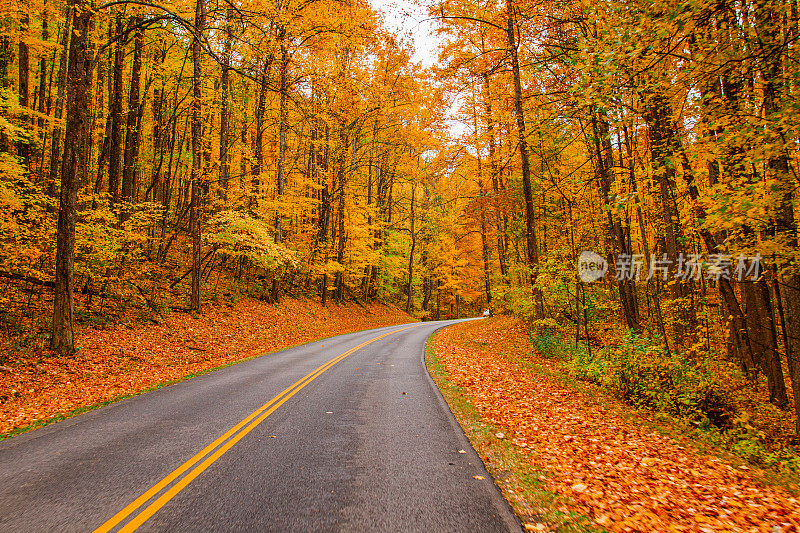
left=429, top=317, right=800, bottom=532
left=0, top=298, right=413, bottom=437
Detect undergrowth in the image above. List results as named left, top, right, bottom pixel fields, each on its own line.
left=530, top=329, right=800, bottom=476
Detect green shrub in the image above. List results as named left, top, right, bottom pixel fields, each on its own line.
left=529, top=326, right=593, bottom=364
left=546, top=331, right=800, bottom=472
left=563, top=331, right=737, bottom=427
left=565, top=345, right=609, bottom=383
left=529, top=330, right=567, bottom=359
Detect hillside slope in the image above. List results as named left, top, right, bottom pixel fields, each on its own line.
left=1, top=298, right=413, bottom=437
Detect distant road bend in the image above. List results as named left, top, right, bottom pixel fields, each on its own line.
left=0, top=320, right=521, bottom=532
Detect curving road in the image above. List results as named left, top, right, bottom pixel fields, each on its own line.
left=0, top=320, right=520, bottom=532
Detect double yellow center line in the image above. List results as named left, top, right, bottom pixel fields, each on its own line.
left=94, top=325, right=417, bottom=533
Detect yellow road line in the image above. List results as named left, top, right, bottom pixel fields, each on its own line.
left=94, top=325, right=417, bottom=533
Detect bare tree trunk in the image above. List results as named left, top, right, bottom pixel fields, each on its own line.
left=640, top=89, right=696, bottom=343
left=742, top=279, right=789, bottom=407
left=37, top=6, right=49, bottom=140
left=505, top=0, right=542, bottom=316
left=275, top=27, right=288, bottom=243
left=271, top=27, right=289, bottom=302
left=120, top=18, right=143, bottom=222
left=47, top=6, right=72, bottom=199
left=334, top=190, right=346, bottom=302
left=484, top=75, right=507, bottom=279
left=189, top=0, right=205, bottom=312
left=0, top=38, right=8, bottom=90
left=0, top=35, right=10, bottom=152
left=318, top=124, right=331, bottom=305
left=360, top=125, right=376, bottom=297
left=94, top=17, right=113, bottom=200
left=218, top=8, right=233, bottom=200
left=592, top=112, right=640, bottom=331
left=473, top=101, right=492, bottom=308
left=406, top=183, right=416, bottom=315
left=146, top=45, right=166, bottom=203
left=624, top=124, right=669, bottom=345
left=107, top=13, right=125, bottom=208
left=251, top=60, right=269, bottom=212
left=51, top=0, right=92, bottom=355
left=754, top=0, right=800, bottom=431
left=17, top=13, right=30, bottom=168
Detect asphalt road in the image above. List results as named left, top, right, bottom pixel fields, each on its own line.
left=0, top=320, right=521, bottom=532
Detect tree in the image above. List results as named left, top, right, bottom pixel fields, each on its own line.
left=51, top=0, right=92, bottom=354
left=190, top=0, right=205, bottom=312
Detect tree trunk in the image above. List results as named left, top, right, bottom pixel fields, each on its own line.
left=640, top=89, right=697, bottom=343
left=47, top=6, right=72, bottom=199
left=484, top=75, right=507, bottom=279
left=505, top=0, right=542, bottom=316
left=94, top=17, right=113, bottom=200
left=678, top=153, right=766, bottom=389
left=251, top=60, right=270, bottom=212
left=146, top=45, right=166, bottom=203
left=37, top=6, right=49, bottom=136
left=218, top=8, right=233, bottom=200
left=0, top=37, right=9, bottom=152
left=275, top=27, right=288, bottom=243
left=17, top=13, right=30, bottom=167
left=753, top=0, right=800, bottom=431
left=107, top=13, right=125, bottom=208
left=0, top=37, right=9, bottom=89
left=742, top=279, right=789, bottom=407
left=473, top=102, right=492, bottom=308
left=592, top=112, right=640, bottom=331
left=190, top=0, right=205, bottom=312
left=51, top=0, right=92, bottom=355
left=120, top=18, right=143, bottom=222
left=406, top=183, right=416, bottom=315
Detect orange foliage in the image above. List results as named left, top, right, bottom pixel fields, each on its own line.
left=435, top=317, right=800, bottom=531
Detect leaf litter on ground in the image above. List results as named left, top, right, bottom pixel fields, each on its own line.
left=433, top=317, right=800, bottom=532
left=1, top=298, right=413, bottom=436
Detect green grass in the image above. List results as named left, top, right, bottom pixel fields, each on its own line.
left=425, top=331, right=603, bottom=532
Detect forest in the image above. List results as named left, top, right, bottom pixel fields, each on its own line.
left=2, top=0, right=800, bottom=465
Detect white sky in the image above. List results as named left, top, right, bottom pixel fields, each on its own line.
left=369, top=0, right=442, bottom=69
left=369, top=0, right=468, bottom=139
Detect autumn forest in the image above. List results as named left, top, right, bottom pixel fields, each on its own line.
left=3, top=0, right=800, bottom=485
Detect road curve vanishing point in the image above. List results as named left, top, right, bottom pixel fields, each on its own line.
left=0, top=320, right=521, bottom=532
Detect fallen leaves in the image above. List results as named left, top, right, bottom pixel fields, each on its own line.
left=1, top=298, right=413, bottom=436
left=434, top=317, right=800, bottom=532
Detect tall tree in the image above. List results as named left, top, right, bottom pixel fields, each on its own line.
left=120, top=17, right=144, bottom=221
left=51, top=0, right=92, bottom=354
left=189, top=0, right=205, bottom=312
left=17, top=13, right=30, bottom=167
left=107, top=12, right=125, bottom=208
left=505, top=0, right=542, bottom=317
left=47, top=6, right=72, bottom=199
